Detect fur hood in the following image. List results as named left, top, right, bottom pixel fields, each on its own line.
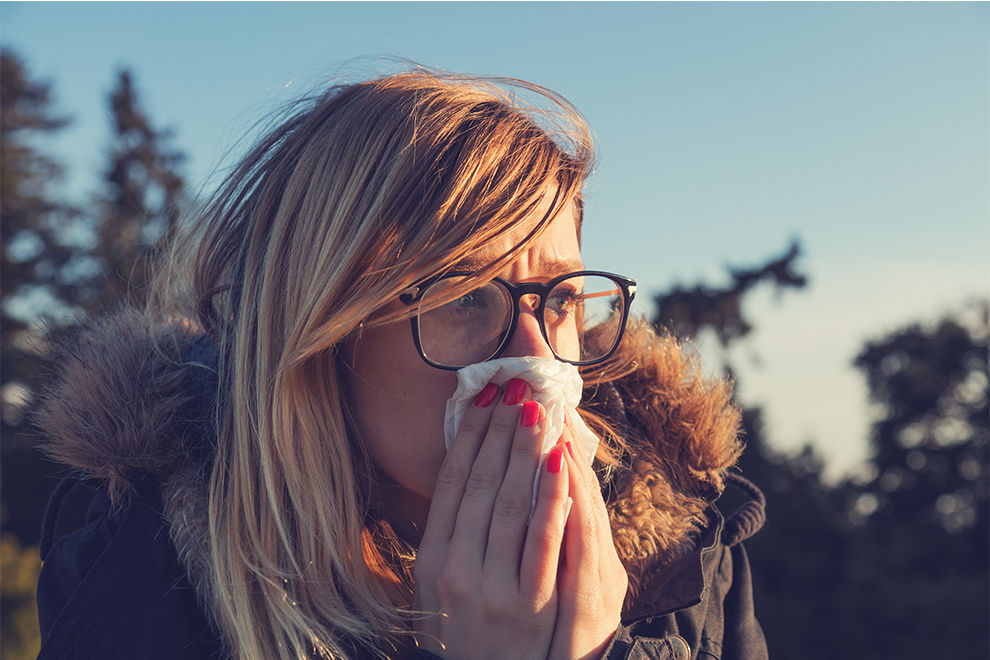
left=34, top=309, right=745, bottom=614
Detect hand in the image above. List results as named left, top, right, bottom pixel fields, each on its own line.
left=548, top=431, right=628, bottom=660
left=413, top=379, right=572, bottom=659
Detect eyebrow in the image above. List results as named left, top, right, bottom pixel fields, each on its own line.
left=452, top=255, right=585, bottom=279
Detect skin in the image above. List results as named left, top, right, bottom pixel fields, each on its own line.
left=349, top=192, right=627, bottom=659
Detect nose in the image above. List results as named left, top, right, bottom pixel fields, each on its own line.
left=501, top=306, right=555, bottom=360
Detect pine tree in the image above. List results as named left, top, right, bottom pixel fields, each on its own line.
left=0, top=47, right=73, bottom=660
left=1, top=49, right=77, bottom=441
left=96, top=69, right=184, bottom=306
left=1, top=58, right=187, bottom=548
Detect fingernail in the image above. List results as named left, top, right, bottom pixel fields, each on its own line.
left=503, top=378, right=526, bottom=405
left=547, top=446, right=564, bottom=474
left=474, top=383, right=499, bottom=408
left=521, top=400, right=541, bottom=427
left=565, top=441, right=574, bottom=459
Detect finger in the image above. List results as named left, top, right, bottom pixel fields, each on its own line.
left=485, top=399, right=546, bottom=578
left=447, top=378, right=531, bottom=562
left=419, top=381, right=500, bottom=550
left=560, top=436, right=601, bottom=587
left=565, top=435, right=616, bottom=564
left=519, top=442, right=570, bottom=601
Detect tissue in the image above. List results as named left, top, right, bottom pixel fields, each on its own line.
left=443, top=357, right=599, bottom=508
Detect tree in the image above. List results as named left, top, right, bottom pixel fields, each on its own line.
left=1, top=49, right=77, bottom=441
left=95, top=69, right=185, bottom=305
left=2, top=63, right=185, bottom=439
left=0, top=47, right=74, bottom=660
left=852, top=303, right=988, bottom=534
left=653, top=240, right=807, bottom=347
left=839, top=301, right=989, bottom=656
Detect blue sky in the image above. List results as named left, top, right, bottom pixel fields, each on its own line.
left=4, top=2, right=988, bottom=478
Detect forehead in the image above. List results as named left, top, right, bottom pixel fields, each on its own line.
left=454, top=198, right=583, bottom=277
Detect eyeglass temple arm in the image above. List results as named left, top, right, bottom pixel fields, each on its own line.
left=581, top=288, right=622, bottom=300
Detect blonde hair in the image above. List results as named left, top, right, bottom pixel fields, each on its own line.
left=156, top=70, right=594, bottom=658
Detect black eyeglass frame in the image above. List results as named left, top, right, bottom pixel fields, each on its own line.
left=399, top=270, right=637, bottom=371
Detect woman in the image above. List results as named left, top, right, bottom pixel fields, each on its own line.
left=34, top=70, right=767, bottom=659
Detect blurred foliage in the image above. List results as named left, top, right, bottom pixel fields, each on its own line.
left=1, top=533, right=42, bottom=660
left=838, top=305, right=988, bottom=656
left=98, top=69, right=185, bottom=304
left=853, top=307, right=988, bottom=535
left=1, top=49, right=77, bottom=445
left=653, top=239, right=806, bottom=346
left=2, top=51, right=186, bottom=447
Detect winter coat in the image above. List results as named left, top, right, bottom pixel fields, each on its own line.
left=33, top=311, right=768, bottom=659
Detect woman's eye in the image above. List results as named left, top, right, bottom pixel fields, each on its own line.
left=442, top=287, right=495, bottom=319
left=455, top=292, right=482, bottom=307
left=546, top=291, right=582, bottom=322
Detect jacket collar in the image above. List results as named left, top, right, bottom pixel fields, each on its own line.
left=624, top=503, right=724, bottom=624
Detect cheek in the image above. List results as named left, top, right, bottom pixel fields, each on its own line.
left=349, top=324, right=458, bottom=498
left=545, top=314, right=581, bottom=361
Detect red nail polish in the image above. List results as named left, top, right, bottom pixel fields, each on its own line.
left=565, top=441, right=574, bottom=459
left=474, top=383, right=499, bottom=408
left=521, top=400, right=541, bottom=427
left=547, top=446, right=564, bottom=474
left=503, top=378, right=526, bottom=405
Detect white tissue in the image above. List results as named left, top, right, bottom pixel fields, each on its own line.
left=443, top=357, right=599, bottom=510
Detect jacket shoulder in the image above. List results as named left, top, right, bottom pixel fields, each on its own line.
left=37, top=486, right=226, bottom=659
left=607, top=476, right=768, bottom=659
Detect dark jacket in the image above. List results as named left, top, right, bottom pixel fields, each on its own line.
left=603, top=480, right=767, bottom=660
left=34, top=311, right=768, bottom=659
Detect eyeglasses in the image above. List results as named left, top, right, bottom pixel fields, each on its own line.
left=399, top=270, right=637, bottom=370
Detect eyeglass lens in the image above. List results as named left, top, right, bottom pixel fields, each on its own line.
left=415, top=274, right=625, bottom=368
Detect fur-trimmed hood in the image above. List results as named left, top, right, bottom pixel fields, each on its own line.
left=34, top=308, right=747, bottom=615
